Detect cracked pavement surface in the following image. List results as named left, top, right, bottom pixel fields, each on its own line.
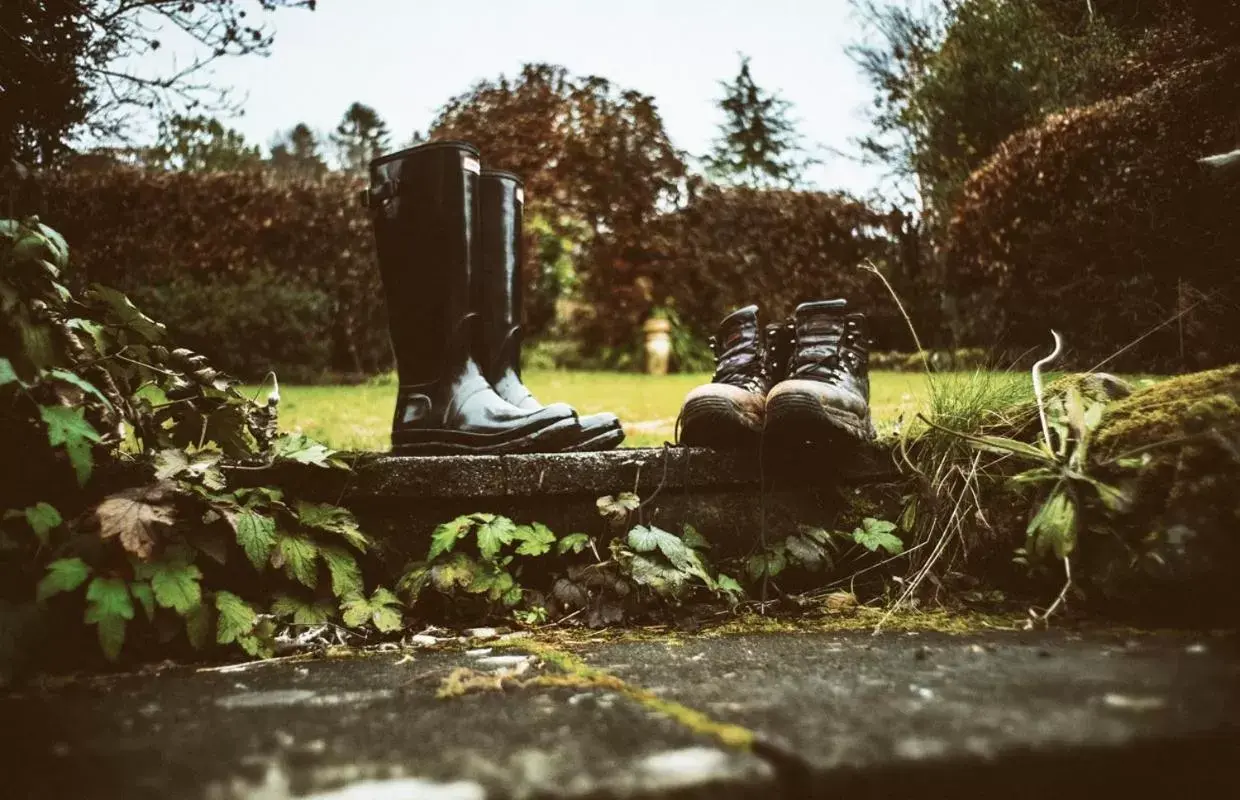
left=2, top=628, right=1237, bottom=799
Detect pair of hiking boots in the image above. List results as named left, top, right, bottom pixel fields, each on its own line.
left=679, top=301, right=876, bottom=450
left=364, top=141, right=624, bottom=455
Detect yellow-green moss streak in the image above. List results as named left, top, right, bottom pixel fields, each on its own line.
left=440, top=638, right=756, bottom=750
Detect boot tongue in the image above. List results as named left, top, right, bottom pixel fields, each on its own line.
left=713, top=304, right=763, bottom=388
left=793, top=299, right=847, bottom=341
left=716, top=304, right=759, bottom=351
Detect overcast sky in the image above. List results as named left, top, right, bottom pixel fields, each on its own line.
left=139, top=0, right=895, bottom=197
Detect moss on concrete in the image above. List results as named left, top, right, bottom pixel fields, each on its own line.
left=443, top=637, right=757, bottom=750
left=1093, top=365, right=1240, bottom=457
left=1085, top=366, right=1240, bottom=611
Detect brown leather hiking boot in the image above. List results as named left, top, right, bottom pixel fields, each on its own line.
left=678, top=305, right=773, bottom=449
left=765, top=300, right=877, bottom=445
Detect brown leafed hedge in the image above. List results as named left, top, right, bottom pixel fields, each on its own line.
left=628, top=186, right=915, bottom=351
left=944, top=48, right=1240, bottom=370
left=35, top=168, right=391, bottom=381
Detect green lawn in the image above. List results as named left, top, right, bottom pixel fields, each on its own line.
left=251, top=370, right=950, bottom=451
left=248, top=368, right=1162, bottom=451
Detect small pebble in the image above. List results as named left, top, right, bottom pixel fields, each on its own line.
left=464, top=648, right=492, bottom=657
left=1103, top=693, right=1166, bottom=712
left=409, top=634, right=438, bottom=647
left=465, top=627, right=498, bottom=640
left=1186, top=642, right=1208, bottom=655
left=475, top=655, right=531, bottom=668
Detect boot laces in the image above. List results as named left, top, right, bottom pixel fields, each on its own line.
left=790, top=317, right=867, bottom=386
left=710, top=332, right=768, bottom=393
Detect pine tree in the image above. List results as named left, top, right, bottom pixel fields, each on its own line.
left=704, top=56, right=807, bottom=188
left=331, top=103, right=390, bottom=174
left=269, top=123, right=326, bottom=178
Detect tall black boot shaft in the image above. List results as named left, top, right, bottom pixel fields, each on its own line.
left=371, top=141, right=480, bottom=389
left=478, top=169, right=532, bottom=405
left=366, top=141, right=575, bottom=454
left=477, top=169, right=625, bottom=451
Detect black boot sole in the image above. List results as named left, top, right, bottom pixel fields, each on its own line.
left=563, top=426, right=626, bottom=452
left=678, top=396, right=763, bottom=450
left=764, top=392, right=877, bottom=447
left=391, top=417, right=580, bottom=456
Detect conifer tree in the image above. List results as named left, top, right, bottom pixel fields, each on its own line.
left=704, top=56, right=807, bottom=187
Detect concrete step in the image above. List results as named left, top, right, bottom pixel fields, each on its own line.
left=283, top=445, right=903, bottom=573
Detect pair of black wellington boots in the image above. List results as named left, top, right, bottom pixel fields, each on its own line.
left=364, top=140, right=624, bottom=455
left=678, top=301, right=877, bottom=450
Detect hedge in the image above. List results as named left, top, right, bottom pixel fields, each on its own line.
left=944, top=47, right=1240, bottom=371
left=576, top=185, right=917, bottom=356
left=34, top=168, right=391, bottom=381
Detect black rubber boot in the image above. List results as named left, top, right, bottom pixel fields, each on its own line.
left=478, top=169, right=625, bottom=452
left=764, top=299, right=877, bottom=446
left=677, top=304, right=773, bottom=450
left=366, top=141, right=577, bottom=455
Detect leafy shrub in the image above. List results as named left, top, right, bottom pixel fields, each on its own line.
left=0, top=218, right=395, bottom=680
left=945, top=45, right=1240, bottom=370
left=128, top=270, right=334, bottom=383
left=35, top=168, right=392, bottom=377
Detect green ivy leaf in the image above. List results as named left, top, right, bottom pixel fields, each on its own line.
left=784, top=535, right=827, bottom=570
left=148, top=562, right=203, bottom=615
left=36, top=557, right=91, bottom=603
left=629, top=525, right=702, bottom=575
left=340, top=588, right=403, bottom=632
left=24, top=501, right=62, bottom=544
left=513, top=522, right=556, bottom=556
left=227, top=508, right=276, bottom=570
left=236, top=619, right=276, bottom=658
left=48, top=368, right=113, bottom=410
left=476, top=515, right=518, bottom=559
left=715, top=574, right=744, bottom=601
left=88, top=285, right=165, bottom=342
left=501, top=585, right=524, bottom=608
left=0, top=357, right=18, bottom=387
left=467, top=563, right=515, bottom=599
left=129, top=581, right=156, bottom=621
left=852, top=518, right=904, bottom=555
left=557, top=533, right=591, bottom=555
left=271, top=594, right=334, bottom=625
left=428, top=515, right=477, bottom=560
left=153, top=449, right=190, bottom=479
left=626, top=525, right=661, bottom=553
left=430, top=552, right=478, bottom=591
left=746, top=550, right=787, bottom=581
left=396, top=561, right=432, bottom=601
left=597, top=492, right=640, bottom=520
left=40, top=405, right=101, bottom=485
left=627, top=553, right=689, bottom=597
left=215, top=591, right=258, bottom=645
left=84, top=577, right=134, bottom=661
left=680, top=524, right=710, bottom=550
left=271, top=433, right=336, bottom=467
left=295, top=501, right=369, bottom=553
left=274, top=532, right=319, bottom=589
left=797, top=525, right=835, bottom=547
left=320, top=545, right=363, bottom=598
